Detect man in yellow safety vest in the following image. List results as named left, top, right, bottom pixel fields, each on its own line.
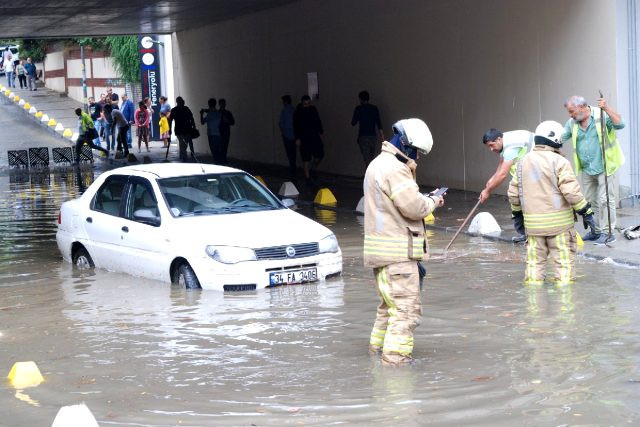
left=562, top=95, right=625, bottom=244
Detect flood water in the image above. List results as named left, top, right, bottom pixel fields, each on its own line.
left=1, top=167, right=640, bottom=426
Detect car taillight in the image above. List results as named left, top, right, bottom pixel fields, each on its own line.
left=58, top=211, right=61, bottom=225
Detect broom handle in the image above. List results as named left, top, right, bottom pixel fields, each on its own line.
left=443, top=199, right=481, bottom=253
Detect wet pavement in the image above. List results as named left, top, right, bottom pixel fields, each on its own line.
left=2, top=100, right=640, bottom=425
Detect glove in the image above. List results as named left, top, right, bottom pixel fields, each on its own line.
left=576, top=203, right=596, bottom=232
left=512, top=210, right=525, bottom=236
left=582, top=212, right=596, bottom=233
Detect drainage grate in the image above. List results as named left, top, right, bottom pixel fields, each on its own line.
left=52, top=147, right=74, bottom=164
left=8, top=150, right=28, bottom=167
left=78, top=146, right=94, bottom=163
left=28, top=147, right=49, bottom=167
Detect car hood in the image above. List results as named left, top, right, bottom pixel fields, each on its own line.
left=170, top=208, right=334, bottom=248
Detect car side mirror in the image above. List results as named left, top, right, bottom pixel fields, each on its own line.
left=281, top=198, right=296, bottom=208
left=133, top=209, right=161, bottom=227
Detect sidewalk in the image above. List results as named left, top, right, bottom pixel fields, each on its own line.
left=2, top=83, right=640, bottom=267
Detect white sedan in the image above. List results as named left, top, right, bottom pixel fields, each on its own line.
left=56, top=164, right=342, bottom=291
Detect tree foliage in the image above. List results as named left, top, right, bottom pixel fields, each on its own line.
left=1, top=36, right=140, bottom=83
left=104, top=36, right=140, bottom=83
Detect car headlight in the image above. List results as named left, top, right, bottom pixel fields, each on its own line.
left=205, top=246, right=257, bottom=264
left=319, top=234, right=339, bottom=253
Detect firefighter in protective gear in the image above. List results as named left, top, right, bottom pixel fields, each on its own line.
left=363, top=118, right=444, bottom=365
left=508, top=120, right=596, bottom=285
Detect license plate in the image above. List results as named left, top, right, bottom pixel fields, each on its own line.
left=269, top=268, right=317, bottom=286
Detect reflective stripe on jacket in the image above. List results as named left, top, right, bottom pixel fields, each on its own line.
left=572, top=106, right=625, bottom=176
left=508, top=145, right=588, bottom=237
left=363, top=141, right=437, bottom=267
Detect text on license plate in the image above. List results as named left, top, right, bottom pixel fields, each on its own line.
left=269, top=268, right=318, bottom=285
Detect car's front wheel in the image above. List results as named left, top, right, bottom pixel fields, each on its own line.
left=72, top=246, right=94, bottom=269
left=173, top=263, right=201, bottom=289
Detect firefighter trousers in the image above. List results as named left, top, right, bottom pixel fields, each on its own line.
left=525, top=229, right=577, bottom=285
left=369, top=261, right=421, bottom=364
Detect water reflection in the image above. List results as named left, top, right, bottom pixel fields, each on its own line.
left=1, top=168, right=640, bottom=425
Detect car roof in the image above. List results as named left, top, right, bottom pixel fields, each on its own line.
left=107, top=163, right=244, bottom=179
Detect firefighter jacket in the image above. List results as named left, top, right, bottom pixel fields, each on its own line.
left=508, top=145, right=588, bottom=237
left=363, top=141, right=438, bottom=267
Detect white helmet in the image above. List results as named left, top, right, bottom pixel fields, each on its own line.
left=534, top=120, right=565, bottom=147
left=392, top=118, right=433, bottom=155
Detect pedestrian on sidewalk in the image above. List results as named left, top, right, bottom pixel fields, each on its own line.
left=562, top=95, right=626, bottom=244
left=88, top=97, right=103, bottom=147
left=364, top=118, right=443, bottom=366
left=159, top=96, right=172, bottom=144
left=102, top=102, right=115, bottom=151
left=351, top=90, right=384, bottom=169
left=107, top=87, right=119, bottom=103
left=293, top=95, right=323, bottom=185
left=200, top=98, right=222, bottom=163
left=159, top=111, right=170, bottom=149
left=111, top=107, right=130, bottom=158
left=279, top=94, right=297, bottom=179
left=4, top=53, right=15, bottom=88
left=121, top=93, right=135, bottom=148
left=74, top=108, right=108, bottom=164
left=509, top=121, right=596, bottom=285
left=170, top=96, right=196, bottom=162
left=24, top=58, right=37, bottom=91
left=16, top=60, right=27, bottom=89
left=134, top=101, right=151, bottom=153
left=218, top=98, right=235, bottom=164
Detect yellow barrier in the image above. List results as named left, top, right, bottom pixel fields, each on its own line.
left=314, top=188, right=337, bottom=205
left=7, top=361, right=44, bottom=389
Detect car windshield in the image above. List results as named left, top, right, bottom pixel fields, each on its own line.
left=158, top=172, right=283, bottom=217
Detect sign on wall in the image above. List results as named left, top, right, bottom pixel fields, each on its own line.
left=139, top=36, right=163, bottom=140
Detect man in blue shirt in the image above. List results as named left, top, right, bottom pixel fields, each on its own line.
left=121, top=93, right=135, bottom=148
left=351, top=90, right=384, bottom=170
left=200, top=98, right=223, bottom=164
left=279, top=95, right=296, bottom=178
left=24, top=57, right=37, bottom=91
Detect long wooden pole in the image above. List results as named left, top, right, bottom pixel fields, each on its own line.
left=443, top=199, right=481, bottom=253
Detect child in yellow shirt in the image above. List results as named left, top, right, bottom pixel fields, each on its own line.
left=159, top=112, right=170, bottom=148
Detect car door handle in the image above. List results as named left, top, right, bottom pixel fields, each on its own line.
left=121, top=226, right=129, bottom=233
left=86, top=217, right=92, bottom=223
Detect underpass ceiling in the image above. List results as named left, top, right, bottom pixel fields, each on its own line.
left=0, top=0, right=297, bottom=38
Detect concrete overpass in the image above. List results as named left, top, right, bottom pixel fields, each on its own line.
left=0, top=0, right=638, bottom=199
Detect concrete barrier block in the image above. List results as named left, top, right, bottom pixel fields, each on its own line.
left=23, top=102, right=31, bottom=110
left=7, top=361, right=44, bottom=389
left=40, top=114, right=49, bottom=122
left=63, top=128, right=73, bottom=138
left=29, top=107, right=37, bottom=114
left=48, top=118, right=57, bottom=127
left=18, top=99, right=25, bottom=106
left=355, top=196, right=364, bottom=214
left=314, top=188, right=337, bottom=205
left=278, top=181, right=299, bottom=198
left=51, top=403, right=99, bottom=427
left=254, top=175, right=266, bottom=186
left=55, top=123, right=64, bottom=132
left=468, top=212, right=501, bottom=235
